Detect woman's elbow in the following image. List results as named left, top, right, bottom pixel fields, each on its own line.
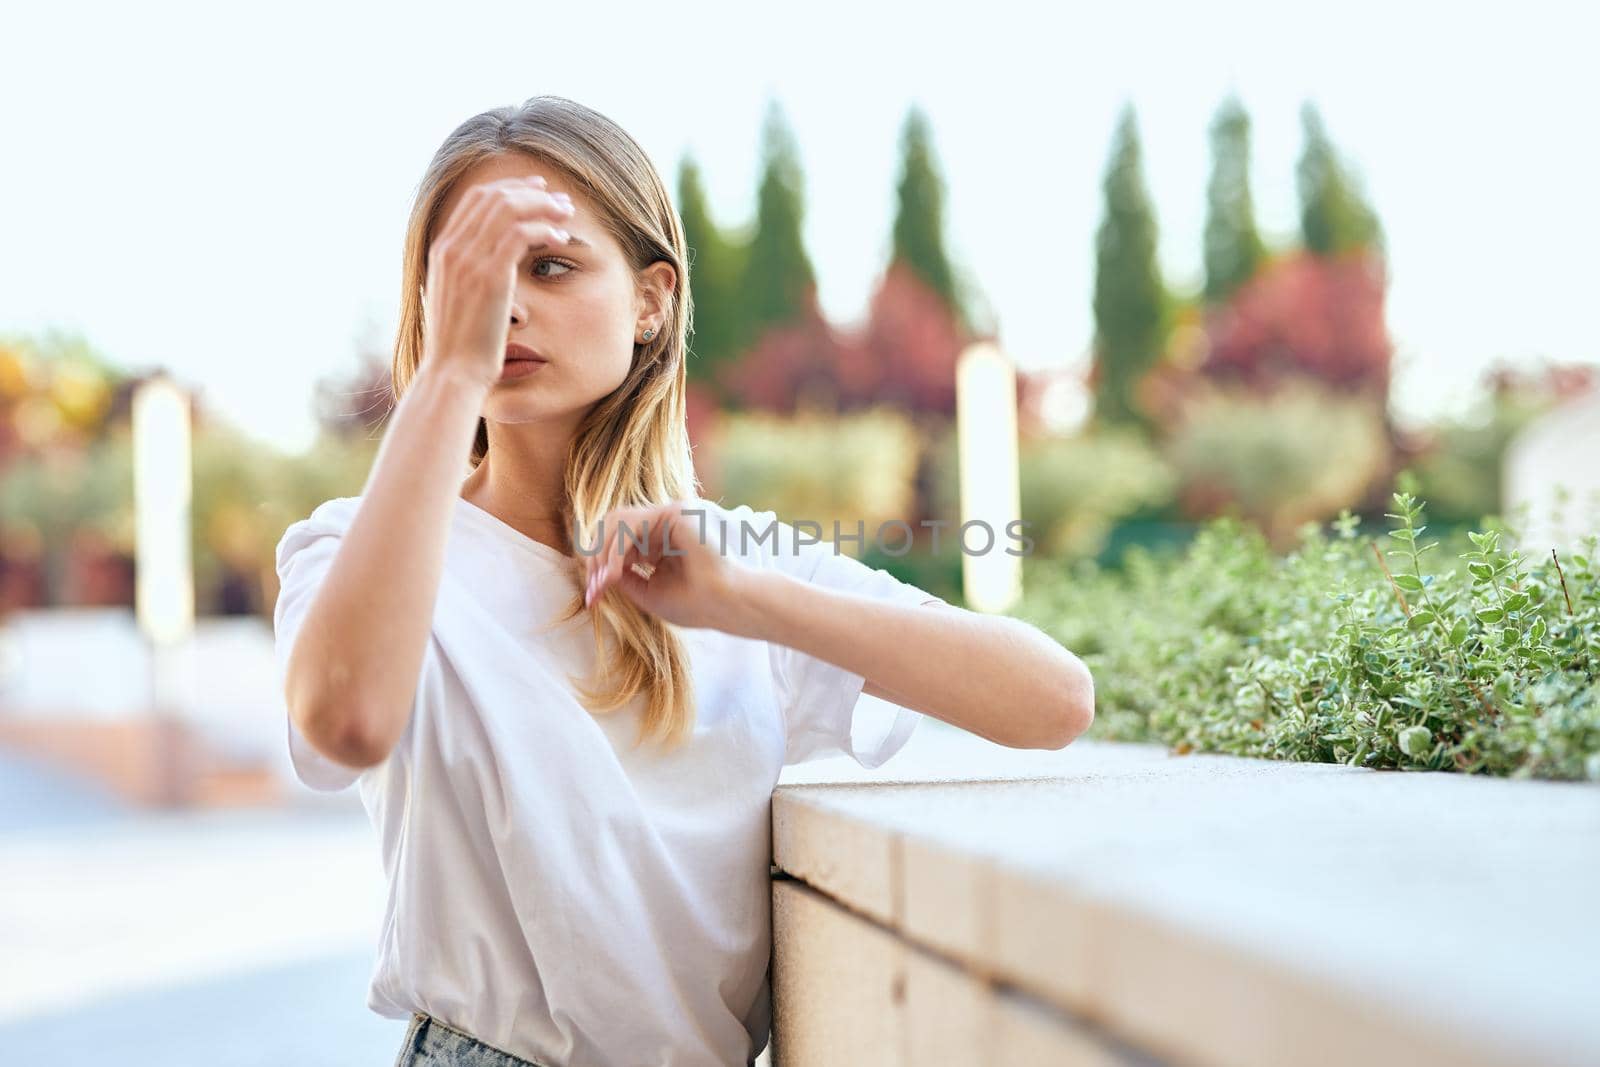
left=294, top=697, right=396, bottom=770
left=1044, top=660, right=1095, bottom=749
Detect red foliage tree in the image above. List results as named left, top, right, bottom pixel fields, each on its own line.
left=713, top=300, right=850, bottom=414
left=852, top=261, right=969, bottom=414
left=716, top=261, right=975, bottom=417
left=1201, top=248, right=1391, bottom=399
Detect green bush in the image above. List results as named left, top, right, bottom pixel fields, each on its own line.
left=927, top=425, right=1177, bottom=560
left=1019, top=430, right=1177, bottom=558
left=1017, top=491, right=1600, bottom=780
left=1162, top=380, right=1390, bottom=547
left=707, top=407, right=921, bottom=531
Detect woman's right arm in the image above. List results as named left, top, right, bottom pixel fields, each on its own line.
left=282, top=174, right=575, bottom=769
left=283, top=364, right=489, bottom=769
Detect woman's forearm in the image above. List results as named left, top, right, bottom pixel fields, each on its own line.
left=731, top=568, right=1094, bottom=749
left=284, top=364, right=489, bottom=767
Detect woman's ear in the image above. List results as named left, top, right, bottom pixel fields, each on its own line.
left=638, top=261, right=677, bottom=331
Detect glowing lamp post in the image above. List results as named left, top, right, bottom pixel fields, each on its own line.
left=955, top=342, right=1022, bottom=614
left=132, top=373, right=196, bottom=802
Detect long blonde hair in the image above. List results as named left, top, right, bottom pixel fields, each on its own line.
left=390, top=95, right=701, bottom=751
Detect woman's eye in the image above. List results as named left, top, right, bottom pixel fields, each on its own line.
left=532, top=258, right=575, bottom=279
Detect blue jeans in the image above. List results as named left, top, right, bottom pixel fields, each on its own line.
left=392, top=1011, right=557, bottom=1066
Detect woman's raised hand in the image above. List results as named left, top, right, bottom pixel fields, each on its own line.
left=420, top=174, right=576, bottom=390
left=583, top=501, right=755, bottom=634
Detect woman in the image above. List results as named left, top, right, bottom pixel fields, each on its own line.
left=274, top=94, right=1094, bottom=1067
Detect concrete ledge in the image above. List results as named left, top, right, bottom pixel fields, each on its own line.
left=771, top=878, right=1149, bottom=1066
left=769, top=729, right=1600, bottom=1067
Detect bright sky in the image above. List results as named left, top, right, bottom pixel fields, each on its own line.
left=3, top=0, right=1595, bottom=454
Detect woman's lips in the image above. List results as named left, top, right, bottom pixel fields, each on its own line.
left=500, top=358, right=546, bottom=381
left=502, top=343, right=548, bottom=380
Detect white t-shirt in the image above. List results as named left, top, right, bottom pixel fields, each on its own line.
left=272, top=493, right=944, bottom=1067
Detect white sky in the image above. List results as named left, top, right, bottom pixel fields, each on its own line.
left=3, top=0, right=1596, bottom=454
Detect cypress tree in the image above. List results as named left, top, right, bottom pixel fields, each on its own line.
left=741, top=99, right=816, bottom=338
left=1202, top=94, right=1267, bottom=304
left=1297, top=102, right=1384, bottom=257
left=890, top=105, right=969, bottom=331
left=1091, top=103, right=1167, bottom=430
left=676, top=154, right=745, bottom=385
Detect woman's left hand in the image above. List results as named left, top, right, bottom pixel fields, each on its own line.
left=582, top=499, right=752, bottom=632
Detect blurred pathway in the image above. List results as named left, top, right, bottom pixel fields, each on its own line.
left=0, top=764, right=404, bottom=1064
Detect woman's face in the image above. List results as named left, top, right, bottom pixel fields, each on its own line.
left=430, top=152, right=673, bottom=426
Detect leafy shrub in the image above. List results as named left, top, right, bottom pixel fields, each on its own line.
left=706, top=407, right=921, bottom=534
left=1162, top=379, right=1390, bottom=547
left=1017, top=491, right=1600, bottom=780
left=926, top=425, right=1177, bottom=560
left=1019, top=430, right=1177, bottom=558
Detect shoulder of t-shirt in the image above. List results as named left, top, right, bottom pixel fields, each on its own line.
left=687, top=497, right=782, bottom=565
left=274, top=495, right=363, bottom=572
left=686, top=497, right=850, bottom=591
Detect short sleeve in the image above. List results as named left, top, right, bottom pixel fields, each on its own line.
left=273, top=504, right=365, bottom=793
left=730, top=506, right=948, bottom=769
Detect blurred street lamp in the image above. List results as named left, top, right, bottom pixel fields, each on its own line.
left=955, top=343, right=1022, bottom=613
left=131, top=372, right=195, bottom=803
left=133, top=373, right=194, bottom=642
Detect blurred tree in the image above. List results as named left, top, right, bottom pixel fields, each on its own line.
left=740, top=98, right=818, bottom=344
left=1201, top=250, right=1391, bottom=397
left=676, top=154, right=747, bottom=397
left=1203, top=94, right=1267, bottom=305
left=1297, top=102, right=1384, bottom=258
left=889, top=105, right=970, bottom=333
left=859, top=261, right=968, bottom=416
left=1193, top=105, right=1393, bottom=413
left=718, top=102, right=979, bottom=426
left=1090, top=103, right=1168, bottom=431
left=714, top=304, right=847, bottom=414
left=716, top=261, right=973, bottom=422
left=0, top=330, right=120, bottom=463
left=0, top=432, right=133, bottom=604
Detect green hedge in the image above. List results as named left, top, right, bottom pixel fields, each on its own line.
left=1017, top=493, right=1600, bottom=781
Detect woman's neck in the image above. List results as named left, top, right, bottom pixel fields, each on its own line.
left=461, top=445, right=573, bottom=555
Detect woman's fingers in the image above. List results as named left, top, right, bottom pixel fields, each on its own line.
left=607, top=505, right=661, bottom=590
left=587, top=503, right=679, bottom=606
left=491, top=220, right=570, bottom=274
left=457, top=177, right=573, bottom=260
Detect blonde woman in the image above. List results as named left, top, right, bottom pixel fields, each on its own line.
left=274, top=94, right=1095, bottom=1067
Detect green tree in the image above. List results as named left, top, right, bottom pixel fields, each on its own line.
left=889, top=105, right=970, bottom=332
left=676, top=154, right=746, bottom=388
left=1091, top=103, right=1168, bottom=430
left=1203, top=94, right=1267, bottom=304
left=1297, top=102, right=1384, bottom=257
left=740, top=98, right=817, bottom=339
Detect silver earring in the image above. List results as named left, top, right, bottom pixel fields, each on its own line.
left=641, top=329, right=654, bottom=342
